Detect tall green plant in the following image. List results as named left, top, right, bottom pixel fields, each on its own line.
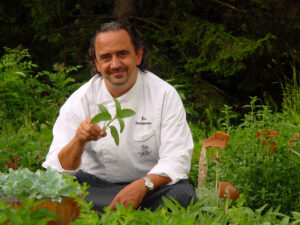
left=0, top=47, right=84, bottom=129
left=0, top=47, right=39, bottom=127
left=217, top=98, right=300, bottom=214
left=281, top=50, right=300, bottom=127
left=0, top=47, right=85, bottom=172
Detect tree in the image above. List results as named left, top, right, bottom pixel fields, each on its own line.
left=113, top=0, right=137, bottom=21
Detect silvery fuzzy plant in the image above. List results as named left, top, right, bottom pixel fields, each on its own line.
left=0, top=168, right=81, bottom=202
left=90, top=98, right=136, bottom=146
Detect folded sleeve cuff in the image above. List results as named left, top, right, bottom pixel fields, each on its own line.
left=42, top=152, right=80, bottom=176
left=147, top=157, right=190, bottom=185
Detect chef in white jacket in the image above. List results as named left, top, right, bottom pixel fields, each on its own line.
left=43, top=21, right=198, bottom=212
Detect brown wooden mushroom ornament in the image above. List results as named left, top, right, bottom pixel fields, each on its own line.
left=218, top=181, right=239, bottom=214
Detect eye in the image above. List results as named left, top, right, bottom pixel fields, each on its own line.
left=99, top=54, right=111, bottom=61
left=118, top=50, right=129, bottom=57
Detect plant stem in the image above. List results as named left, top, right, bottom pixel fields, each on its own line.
left=103, top=116, right=117, bottom=131
left=225, top=188, right=230, bottom=215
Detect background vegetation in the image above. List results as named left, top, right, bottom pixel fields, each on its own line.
left=1, top=0, right=300, bottom=125
left=0, top=0, right=300, bottom=224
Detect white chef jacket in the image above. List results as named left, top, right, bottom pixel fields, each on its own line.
left=42, top=70, right=194, bottom=184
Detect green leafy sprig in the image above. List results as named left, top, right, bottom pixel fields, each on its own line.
left=90, top=98, right=136, bottom=146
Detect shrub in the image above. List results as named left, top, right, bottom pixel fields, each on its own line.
left=0, top=47, right=83, bottom=130
left=0, top=168, right=81, bottom=202
left=216, top=97, right=300, bottom=214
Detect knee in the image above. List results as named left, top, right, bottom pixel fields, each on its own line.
left=165, top=180, right=198, bottom=208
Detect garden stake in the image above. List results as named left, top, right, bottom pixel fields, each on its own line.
left=216, top=148, right=219, bottom=192
left=198, top=145, right=208, bottom=187
left=199, top=131, right=230, bottom=190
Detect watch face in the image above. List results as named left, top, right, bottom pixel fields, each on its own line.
left=144, top=177, right=154, bottom=190
left=147, top=180, right=154, bottom=190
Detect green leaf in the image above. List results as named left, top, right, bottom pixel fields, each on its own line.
left=91, top=112, right=112, bottom=124
left=120, top=109, right=136, bottom=118
left=113, top=98, right=122, bottom=117
left=118, top=118, right=125, bottom=133
left=279, top=217, right=290, bottom=225
left=109, top=125, right=119, bottom=146
left=98, top=104, right=109, bottom=113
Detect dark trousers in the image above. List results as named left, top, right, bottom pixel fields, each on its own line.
left=75, top=170, right=198, bottom=212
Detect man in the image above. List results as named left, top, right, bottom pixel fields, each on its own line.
left=43, top=21, right=198, bottom=212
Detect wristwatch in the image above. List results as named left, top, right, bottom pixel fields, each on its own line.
left=143, top=176, right=154, bottom=191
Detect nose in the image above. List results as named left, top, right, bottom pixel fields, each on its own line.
left=111, top=55, right=121, bottom=68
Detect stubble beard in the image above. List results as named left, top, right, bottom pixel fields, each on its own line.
left=107, top=66, right=129, bottom=87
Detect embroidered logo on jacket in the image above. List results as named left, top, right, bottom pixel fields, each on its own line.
left=135, top=116, right=152, bottom=125
left=138, top=145, right=152, bottom=157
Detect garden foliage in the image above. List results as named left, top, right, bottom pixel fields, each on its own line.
left=0, top=48, right=84, bottom=173
left=0, top=196, right=56, bottom=225
left=0, top=168, right=81, bottom=202
left=0, top=7, right=300, bottom=220
left=1, top=0, right=300, bottom=127
left=217, top=97, right=300, bottom=213
left=0, top=46, right=299, bottom=223
left=67, top=195, right=300, bottom=225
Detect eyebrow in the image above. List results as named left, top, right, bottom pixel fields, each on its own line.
left=98, top=50, right=130, bottom=59
left=118, top=50, right=130, bottom=54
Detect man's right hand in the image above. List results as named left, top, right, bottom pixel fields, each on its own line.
left=75, top=118, right=107, bottom=143
left=58, top=118, right=107, bottom=170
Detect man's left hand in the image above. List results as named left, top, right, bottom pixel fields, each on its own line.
left=109, top=178, right=147, bottom=210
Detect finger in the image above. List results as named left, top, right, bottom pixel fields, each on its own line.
left=89, top=126, right=107, bottom=140
left=75, top=125, right=88, bottom=142
left=109, top=199, right=117, bottom=211
left=81, top=123, right=100, bottom=140
left=86, top=118, right=102, bottom=132
left=84, top=120, right=107, bottom=139
left=110, top=204, right=116, bottom=211
left=90, top=124, right=105, bottom=137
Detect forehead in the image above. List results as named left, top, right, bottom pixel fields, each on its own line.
left=94, top=29, right=134, bottom=54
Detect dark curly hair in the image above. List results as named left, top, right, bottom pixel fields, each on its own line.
left=88, top=21, right=147, bottom=76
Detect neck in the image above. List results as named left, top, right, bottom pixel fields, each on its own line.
left=106, top=85, right=129, bottom=98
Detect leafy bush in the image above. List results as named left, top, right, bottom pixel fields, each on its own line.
left=281, top=51, right=300, bottom=128
left=0, top=47, right=40, bottom=126
left=0, top=122, right=52, bottom=173
left=0, top=168, right=81, bottom=202
left=0, top=47, right=85, bottom=172
left=0, top=47, right=83, bottom=129
left=70, top=196, right=300, bottom=225
left=215, top=97, right=300, bottom=214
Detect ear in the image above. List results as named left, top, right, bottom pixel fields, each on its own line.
left=136, top=48, right=143, bottom=66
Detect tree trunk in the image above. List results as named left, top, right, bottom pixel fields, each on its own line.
left=113, top=0, right=137, bottom=22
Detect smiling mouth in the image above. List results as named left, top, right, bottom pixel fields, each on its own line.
left=108, top=67, right=128, bottom=76
left=111, top=71, right=125, bottom=77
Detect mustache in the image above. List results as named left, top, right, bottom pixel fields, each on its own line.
left=108, top=67, right=128, bottom=75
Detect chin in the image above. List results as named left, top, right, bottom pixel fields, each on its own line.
left=111, top=79, right=128, bottom=86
